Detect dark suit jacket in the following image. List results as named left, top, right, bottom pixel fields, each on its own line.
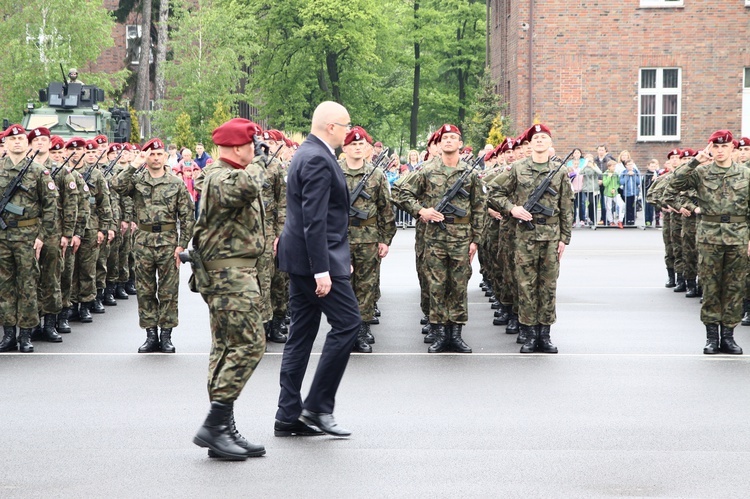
left=277, top=134, right=352, bottom=277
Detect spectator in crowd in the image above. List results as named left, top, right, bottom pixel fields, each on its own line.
left=194, top=143, right=212, bottom=169
left=177, top=148, right=196, bottom=175
left=566, top=148, right=586, bottom=226
left=595, top=145, right=616, bottom=224
left=404, top=150, right=420, bottom=172
left=385, top=162, right=400, bottom=187
left=580, top=155, right=602, bottom=226
left=619, top=160, right=641, bottom=226
left=617, top=150, right=634, bottom=174
left=643, top=159, right=660, bottom=227
left=167, top=144, right=180, bottom=169
left=602, top=160, right=622, bottom=227
left=372, top=141, right=384, bottom=162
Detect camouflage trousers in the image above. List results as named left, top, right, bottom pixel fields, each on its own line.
left=499, top=223, right=518, bottom=312
left=0, top=239, right=40, bottom=328
left=118, top=228, right=132, bottom=283
left=698, top=242, right=746, bottom=327
left=106, top=232, right=122, bottom=283
left=350, top=242, right=381, bottom=322
left=425, top=239, right=472, bottom=324
left=485, top=220, right=502, bottom=294
left=671, top=215, right=684, bottom=274
left=203, top=269, right=265, bottom=403
left=271, top=269, right=289, bottom=318
left=257, top=234, right=275, bottom=322
left=662, top=213, right=674, bottom=269
left=38, top=238, right=63, bottom=315
left=681, top=215, right=698, bottom=281
left=514, top=238, right=560, bottom=326
left=415, top=224, right=429, bottom=317
left=96, top=238, right=110, bottom=289
left=134, top=244, right=180, bottom=329
left=61, top=243, right=74, bottom=308
left=71, top=229, right=100, bottom=304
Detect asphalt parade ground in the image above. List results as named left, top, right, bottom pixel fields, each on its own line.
left=4, top=226, right=750, bottom=498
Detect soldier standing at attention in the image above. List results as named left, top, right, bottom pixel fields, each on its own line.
left=0, top=125, right=58, bottom=353
left=396, top=124, right=485, bottom=353
left=670, top=130, right=748, bottom=355
left=106, top=143, right=133, bottom=302
left=489, top=124, right=573, bottom=353
left=112, top=139, right=195, bottom=353
left=191, top=118, right=268, bottom=460
left=339, top=126, right=396, bottom=352
left=95, top=143, right=122, bottom=309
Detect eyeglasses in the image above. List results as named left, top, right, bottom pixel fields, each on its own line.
left=329, top=122, right=352, bottom=130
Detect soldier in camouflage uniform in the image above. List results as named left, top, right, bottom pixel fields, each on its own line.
left=671, top=130, right=748, bottom=355
left=112, top=138, right=195, bottom=353
left=0, top=125, right=59, bottom=353
left=29, top=130, right=78, bottom=343
left=663, top=155, right=686, bottom=292
left=106, top=144, right=134, bottom=301
left=119, top=143, right=138, bottom=297
left=396, top=124, right=485, bottom=353
left=650, top=150, right=680, bottom=287
left=94, top=143, right=123, bottom=309
left=736, top=137, right=750, bottom=325
left=488, top=124, right=573, bottom=354
left=339, top=127, right=396, bottom=352
left=191, top=118, right=267, bottom=460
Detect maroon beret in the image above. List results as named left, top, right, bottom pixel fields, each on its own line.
left=27, top=127, right=51, bottom=141
left=344, top=126, right=372, bottom=146
left=94, top=135, right=108, bottom=145
left=142, top=138, right=165, bottom=152
left=65, top=137, right=87, bottom=149
left=283, top=137, right=293, bottom=148
left=212, top=118, right=260, bottom=147
left=463, top=146, right=473, bottom=153
left=374, top=141, right=383, bottom=147
left=512, top=134, right=526, bottom=150
left=436, top=124, right=462, bottom=142
left=680, top=148, right=697, bottom=158
left=129, top=143, right=141, bottom=152
left=0, top=131, right=5, bottom=143
left=708, top=130, right=733, bottom=144
left=5, top=124, right=27, bottom=137
left=738, top=137, right=750, bottom=148
left=84, top=140, right=98, bottom=151
left=292, top=141, right=299, bottom=150
left=107, top=143, right=123, bottom=154
left=484, top=144, right=503, bottom=162
left=667, top=148, right=681, bottom=159
left=50, top=136, right=65, bottom=150
left=526, top=123, right=552, bottom=141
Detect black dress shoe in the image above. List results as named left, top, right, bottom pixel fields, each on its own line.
left=274, top=419, right=324, bottom=437
left=300, top=409, right=351, bottom=437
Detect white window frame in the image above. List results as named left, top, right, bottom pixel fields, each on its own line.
left=742, top=68, right=750, bottom=138
left=125, top=25, right=141, bottom=64
left=640, top=0, right=684, bottom=8
left=638, top=67, right=681, bottom=142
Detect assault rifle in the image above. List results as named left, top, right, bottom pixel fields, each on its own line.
left=349, top=147, right=389, bottom=220
left=433, top=155, right=482, bottom=230
left=50, top=152, right=76, bottom=179
left=518, top=150, right=575, bottom=231
left=264, top=144, right=283, bottom=168
left=102, top=149, right=125, bottom=178
left=0, top=149, right=40, bottom=230
left=81, top=148, right=108, bottom=187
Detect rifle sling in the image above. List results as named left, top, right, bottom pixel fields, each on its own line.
left=3, top=218, right=39, bottom=228
left=349, top=216, right=377, bottom=227
left=204, top=257, right=258, bottom=271
left=443, top=216, right=470, bottom=225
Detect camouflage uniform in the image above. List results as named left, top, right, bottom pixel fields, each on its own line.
left=61, top=168, right=90, bottom=311
left=679, top=189, right=699, bottom=285
left=480, top=167, right=504, bottom=299
left=111, top=166, right=195, bottom=329
left=662, top=178, right=685, bottom=281
left=671, top=159, right=750, bottom=327
left=96, top=164, right=121, bottom=302
left=646, top=174, right=674, bottom=275
left=192, top=159, right=266, bottom=402
left=110, top=163, right=135, bottom=291
left=340, top=159, right=396, bottom=324
left=489, top=157, right=573, bottom=327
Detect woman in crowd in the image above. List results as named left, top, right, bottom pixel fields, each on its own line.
left=567, top=148, right=586, bottom=226
left=403, top=150, right=420, bottom=172
left=580, top=154, right=601, bottom=226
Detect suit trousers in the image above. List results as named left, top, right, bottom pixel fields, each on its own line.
left=276, top=273, right=360, bottom=423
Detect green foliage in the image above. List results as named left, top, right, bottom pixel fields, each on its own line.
left=205, top=101, right=233, bottom=145
left=129, top=107, right=141, bottom=144
left=174, top=112, right=196, bottom=149
left=487, top=117, right=507, bottom=146
left=0, top=0, right=125, bottom=122
left=465, top=66, right=509, bottom=150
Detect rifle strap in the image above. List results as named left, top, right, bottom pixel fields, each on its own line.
left=443, top=216, right=470, bottom=225
left=532, top=216, right=559, bottom=225
left=204, top=257, right=258, bottom=271
left=4, top=218, right=39, bottom=228
left=349, top=216, right=376, bottom=227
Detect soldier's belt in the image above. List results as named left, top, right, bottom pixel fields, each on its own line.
left=139, top=223, right=176, bottom=233
left=701, top=215, right=746, bottom=223
left=203, top=257, right=258, bottom=271
left=3, top=218, right=39, bottom=228
left=533, top=216, right=559, bottom=225
left=443, top=216, right=471, bottom=225
left=349, top=216, right=377, bottom=227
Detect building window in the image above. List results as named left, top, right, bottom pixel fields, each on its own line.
left=742, top=68, right=750, bottom=138
left=640, top=0, right=683, bottom=7
left=638, top=68, right=681, bottom=141
left=126, top=25, right=141, bottom=64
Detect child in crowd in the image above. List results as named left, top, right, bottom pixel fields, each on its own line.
left=602, top=159, right=622, bottom=227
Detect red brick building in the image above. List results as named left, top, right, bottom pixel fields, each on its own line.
left=488, top=0, right=750, bottom=165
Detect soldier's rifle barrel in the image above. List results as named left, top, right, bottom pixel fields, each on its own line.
left=103, top=149, right=125, bottom=177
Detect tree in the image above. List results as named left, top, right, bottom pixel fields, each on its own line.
left=129, top=107, right=141, bottom=144
left=173, top=112, right=195, bottom=149
left=154, top=0, right=169, bottom=110
left=205, top=101, right=233, bottom=145
left=464, top=66, right=509, bottom=150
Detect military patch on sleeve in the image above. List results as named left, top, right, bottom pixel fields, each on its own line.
left=69, top=181, right=77, bottom=190
left=83, top=185, right=89, bottom=192
left=43, top=170, right=50, bottom=175
left=284, top=175, right=288, bottom=184
left=48, top=181, right=56, bottom=190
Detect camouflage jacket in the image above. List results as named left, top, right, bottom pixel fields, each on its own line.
left=70, top=168, right=91, bottom=236
left=671, top=159, right=750, bottom=245
left=109, top=163, right=134, bottom=222
left=73, top=161, right=114, bottom=233
left=339, top=159, right=396, bottom=245
left=252, top=156, right=286, bottom=238
left=0, top=156, right=58, bottom=242
left=45, top=157, right=78, bottom=240
left=645, top=174, right=668, bottom=206
left=395, top=157, right=485, bottom=245
left=488, top=156, right=574, bottom=244
left=192, top=159, right=266, bottom=292
left=111, top=166, right=195, bottom=248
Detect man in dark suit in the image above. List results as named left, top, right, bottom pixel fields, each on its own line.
left=274, top=101, right=361, bottom=438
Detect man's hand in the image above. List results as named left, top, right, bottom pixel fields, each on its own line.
left=694, top=207, right=701, bottom=215
left=695, top=144, right=712, bottom=164
left=487, top=208, right=503, bottom=220
left=107, top=230, right=115, bottom=242
left=679, top=207, right=692, bottom=217
left=469, top=242, right=478, bottom=263
left=130, top=221, right=137, bottom=234
left=60, top=236, right=69, bottom=258
left=378, top=243, right=389, bottom=258
left=71, top=235, right=82, bottom=254
left=120, top=221, right=129, bottom=235
left=418, top=207, right=444, bottom=223
left=33, top=238, right=43, bottom=260
left=174, top=246, right=184, bottom=269
left=557, top=241, right=567, bottom=261
left=97, top=231, right=105, bottom=245
left=315, top=275, right=332, bottom=298
left=510, top=205, right=533, bottom=222
left=132, top=151, right=148, bottom=168
left=273, top=237, right=279, bottom=257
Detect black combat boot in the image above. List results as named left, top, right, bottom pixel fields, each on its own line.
left=488, top=294, right=496, bottom=303
left=124, top=278, right=137, bottom=295
left=506, top=313, right=520, bottom=336
left=484, top=286, right=494, bottom=297
left=103, top=283, right=117, bottom=306
left=368, top=316, right=380, bottom=325
left=268, top=317, right=288, bottom=343
left=207, top=406, right=266, bottom=458
left=703, top=324, right=720, bottom=355
left=30, top=322, right=42, bottom=341
left=0, top=326, right=17, bottom=352
left=18, top=328, right=34, bottom=353
left=493, top=304, right=510, bottom=326
left=742, top=299, right=750, bottom=326
left=352, top=323, right=372, bottom=353
left=448, top=324, right=472, bottom=353
left=673, top=274, right=686, bottom=292
left=480, top=280, right=488, bottom=291
left=68, top=303, right=81, bottom=322
left=427, top=324, right=448, bottom=353
left=41, top=314, right=62, bottom=343
left=685, top=279, right=700, bottom=298
left=424, top=323, right=438, bottom=343
left=160, top=328, right=176, bottom=353
left=138, top=327, right=160, bottom=353
left=519, top=324, right=538, bottom=354
left=284, top=310, right=291, bottom=325
left=665, top=268, right=676, bottom=288
left=362, top=322, right=375, bottom=344
left=374, top=303, right=381, bottom=317
left=719, top=325, right=743, bottom=355
left=91, top=291, right=106, bottom=313
left=115, top=282, right=129, bottom=300
left=57, top=308, right=72, bottom=333
left=194, top=401, right=264, bottom=460
left=420, top=315, right=429, bottom=325
left=537, top=325, right=558, bottom=354
left=421, top=323, right=431, bottom=335
left=79, top=302, right=93, bottom=323
left=491, top=300, right=501, bottom=310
